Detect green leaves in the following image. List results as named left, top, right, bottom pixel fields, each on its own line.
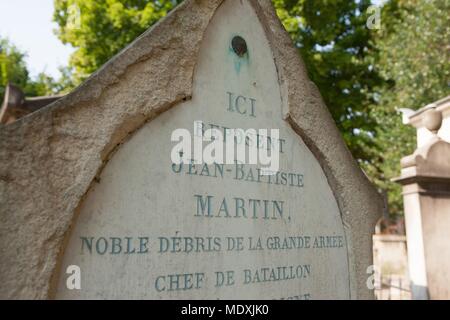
left=371, top=0, right=450, bottom=215
left=0, top=37, right=62, bottom=103
left=53, top=0, right=182, bottom=83
left=0, top=38, right=29, bottom=95
left=274, top=0, right=382, bottom=166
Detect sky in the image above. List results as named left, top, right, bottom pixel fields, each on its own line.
left=0, top=0, right=386, bottom=80
left=0, top=0, right=74, bottom=78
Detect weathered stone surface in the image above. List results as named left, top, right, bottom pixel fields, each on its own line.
left=0, top=0, right=382, bottom=299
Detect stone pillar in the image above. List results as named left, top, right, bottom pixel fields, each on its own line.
left=395, top=108, right=450, bottom=299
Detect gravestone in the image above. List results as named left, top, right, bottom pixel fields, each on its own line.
left=0, top=0, right=382, bottom=300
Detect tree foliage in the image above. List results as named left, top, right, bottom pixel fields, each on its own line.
left=274, top=0, right=383, bottom=163
left=1, top=38, right=29, bottom=101
left=0, top=37, right=59, bottom=103
left=368, top=0, right=450, bottom=215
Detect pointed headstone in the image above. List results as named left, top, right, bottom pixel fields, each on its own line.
left=0, top=0, right=382, bottom=299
